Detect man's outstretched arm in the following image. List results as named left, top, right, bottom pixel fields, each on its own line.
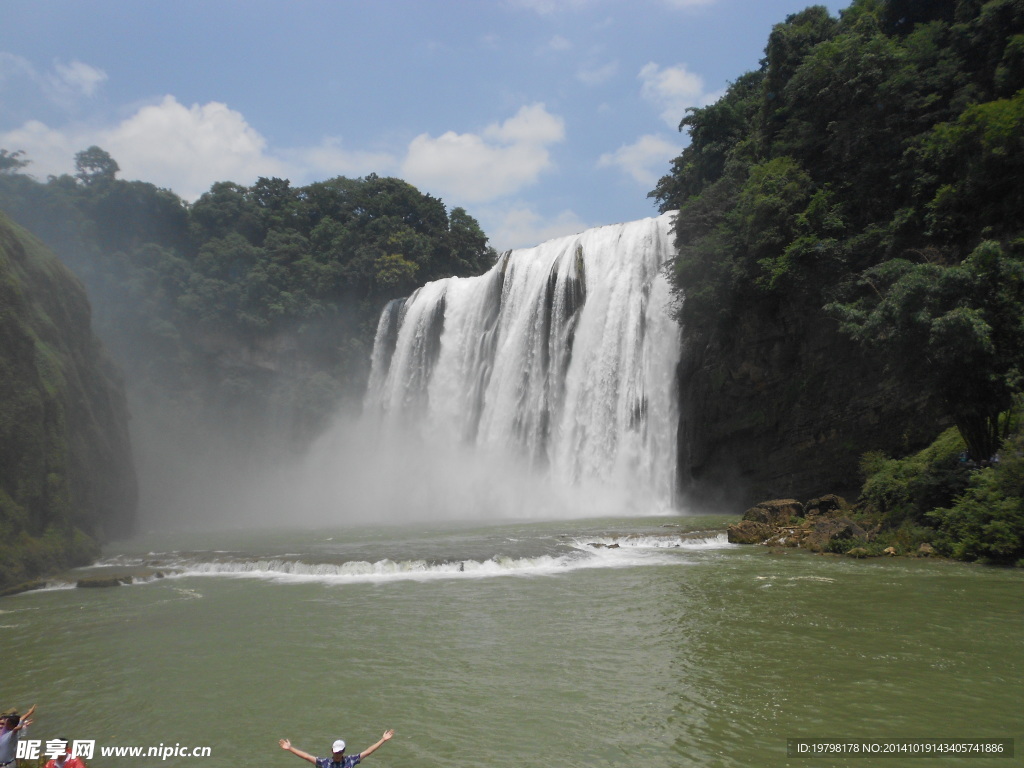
left=358, top=730, right=395, bottom=759
left=279, top=738, right=318, bottom=765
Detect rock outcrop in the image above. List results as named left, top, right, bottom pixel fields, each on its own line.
left=726, top=494, right=940, bottom=557
left=0, top=212, right=136, bottom=588
left=727, top=495, right=874, bottom=554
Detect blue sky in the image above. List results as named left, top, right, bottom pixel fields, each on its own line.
left=1, top=0, right=845, bottom=250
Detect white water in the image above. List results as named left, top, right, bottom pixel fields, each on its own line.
left=83, top=531, right=732, bottom=586
left=363, top=213, right=681, bottom=518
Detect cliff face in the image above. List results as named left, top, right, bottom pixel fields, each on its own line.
left=677, top=301, right=942, bottom=509
left=0, top=211, right=136, bottom=586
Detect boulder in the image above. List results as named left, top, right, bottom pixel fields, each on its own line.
left=727, top=520, right=776, bottom=544
left=765, top=526, right=809, bottom=548
left=803, top=516, right=869, bottom=552
left=76, top=576, right=131, bottom=588
left=0, top=580, right=46, bottom=597
left=804, top=494, right=850, bottom=518
left=742, top=499, right=804, bottom=526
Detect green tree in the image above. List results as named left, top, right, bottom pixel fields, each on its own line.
left=74, top=146, right=119, bottom=186
left=0, top=149, right=29, bottom=174
left=831, top=240, right=1024, bottom=461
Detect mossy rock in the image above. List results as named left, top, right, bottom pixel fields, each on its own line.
left=76, top=575, right=131, bottom=588
left=0, top=579, right=47, bottom=597
left=742, top=499, right=804, bottom=526
left=727, top=520, right=776, bottom=544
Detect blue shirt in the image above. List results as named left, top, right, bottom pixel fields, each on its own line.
left=315, top=756, right=360, bottom=768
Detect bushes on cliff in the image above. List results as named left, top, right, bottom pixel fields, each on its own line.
left=651, top=0, right=1024, bottom=506
left=0, top=526, right=99, bottom=590
left=858, top=420, right=1024, bottom=564
left=858, top=427, right=973, bottom=526
left=929, top=431, right=1024, bottom=565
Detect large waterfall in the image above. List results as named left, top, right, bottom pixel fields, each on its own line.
left=362, top=212, right=681, bottom=518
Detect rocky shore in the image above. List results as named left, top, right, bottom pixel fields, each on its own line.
left=727, top=495, right=939, bottom=557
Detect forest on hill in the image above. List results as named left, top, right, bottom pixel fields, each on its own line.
left=0, top=150, right=497, bottom=529
left=0, top=153, right=496, bottom=439
left=651, top=0, right=1024, bottom=562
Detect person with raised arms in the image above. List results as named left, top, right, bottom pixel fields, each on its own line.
left=279, top=729, right=394, bottom=768
left=0, top=706, right=36, bottom=767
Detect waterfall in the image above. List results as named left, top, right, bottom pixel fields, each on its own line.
left=364, top=212, right=681, bottom=517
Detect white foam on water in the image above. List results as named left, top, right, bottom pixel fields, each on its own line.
left=132, top=532, right=734, bottom=586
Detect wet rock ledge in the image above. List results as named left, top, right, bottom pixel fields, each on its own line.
left=727, top=496, right=938, bottom=558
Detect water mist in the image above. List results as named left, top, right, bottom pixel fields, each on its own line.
left=342, top=212, right=682, bottom=521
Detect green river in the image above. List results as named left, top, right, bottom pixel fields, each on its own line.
left=1, top=516, right=1021, bottom=767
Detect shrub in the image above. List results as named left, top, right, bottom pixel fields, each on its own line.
left=859, top=427, right=973, bottom=526
left=930, top=432, right=1024, bottom=564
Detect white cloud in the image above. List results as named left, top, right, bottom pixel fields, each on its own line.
left=639, top=61, right=719, bottom=128
left=0, top=119, right=78, bottom=177
left=547, top=35, right=572, bottom=51
left=480, top=204, right=589, bottom=251
left=99, top=96, right=289, bottom=199
left=506, top=0, right=594, bottom=15
left=400, top=103, right=565, bottom=204
left=0, top=95, right=401, bottom=200
left=52, top=60, right=107, bottom=97
left=0, top=52, right=37, bottom=88
left=0, top=54, right=107, bottom=111
left=285, top=137, right=397, bottom=182
left=598, top=134, right=680, bottom=186
left=3, top=96, right=571, bottom=207
left=662, top=0, right=717, bottom=7
left=577, top=60, right=618, bottom=86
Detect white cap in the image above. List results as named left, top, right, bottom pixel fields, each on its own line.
left=332, top=740, right=346, bottom=754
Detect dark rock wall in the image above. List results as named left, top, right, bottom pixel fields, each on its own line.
left=677, top=300, right=942, bottom=509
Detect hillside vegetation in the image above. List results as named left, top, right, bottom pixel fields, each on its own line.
left=0, top=212, right=136, bottom=588
left=0, top=155, right=497, bottom=524
left=0, top=159, right=496, bottom=444
left=653, top=0, right=1024, bottom=561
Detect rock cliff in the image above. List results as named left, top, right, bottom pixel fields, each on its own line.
left=677, top=300, right=942, bottom=509
left=0, top=211, right=136, bottom=587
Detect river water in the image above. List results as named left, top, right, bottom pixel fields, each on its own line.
left=1, top=515, right=1020, bottom=767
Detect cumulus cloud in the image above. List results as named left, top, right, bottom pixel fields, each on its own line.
left=639, top=61, right=720, bottom=128
left=53, top=60, right=108, bottom=97
left=285, top=137, right=397, bottom=182
left=401, top=103, right=565, bottom=204
left=577, top=60, right=618, bottom=86
left=480, top=204, right=589, bottom=251
left=506, top=0, right=594, bottom=14
left=0, top=54, right=107, bottom=112
left=98, top=96, right=288, bottom=198
left=662, top=0, right=717, bottom=7
left=1, top=94, right=563, bottom=212
left=547, top=35, right=572, bottom=51
left=0, top=95, right=402, bottom=200
left=598, top=134, right=680, bottom=186
left=0, top=119, right=78, bottom=177
left=0, top=52, right=37, bottom=88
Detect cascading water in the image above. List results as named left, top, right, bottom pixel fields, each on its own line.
left=363, top=212, right=681, bottom=517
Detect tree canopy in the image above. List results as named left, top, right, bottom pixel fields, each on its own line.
left=651, top=0, right=1024, bottom=463
left=0, top=157, right=497, bottom=444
